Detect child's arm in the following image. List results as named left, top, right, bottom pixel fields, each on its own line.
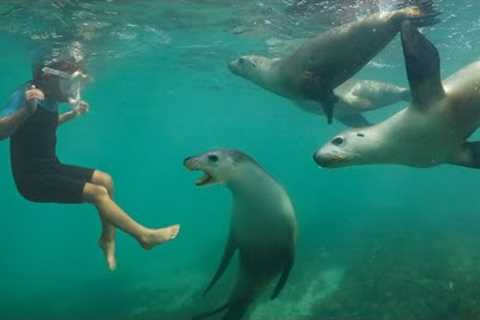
left=0, top=108, right=34, bottom=140
left=58, top=101, right=89, bottom=125
left=0, top=86, right=43, bottom=140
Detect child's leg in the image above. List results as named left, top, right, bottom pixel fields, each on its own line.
left=82, top=182, right=180, bottom=250
left=90, top=171, right=117, bottom=270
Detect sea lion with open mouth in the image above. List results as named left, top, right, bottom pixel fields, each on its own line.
left=185, top=149, right=297, bottom=320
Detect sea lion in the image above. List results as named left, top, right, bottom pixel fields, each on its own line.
left=296, top=79, right=410, bottom=127
left=313, top=21, right=480, bottom=169
left=229, top=0, right=439, bottom=124
left=184, top=149, right=297, bottom=320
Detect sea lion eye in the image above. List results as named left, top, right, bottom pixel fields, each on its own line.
left=357, top=133, right=365, bottom=137
left=238, top=57, right=246, bottom=65
left=208, top=154, right=219, bottom=162
left=332, top=136, right=345, bottom=146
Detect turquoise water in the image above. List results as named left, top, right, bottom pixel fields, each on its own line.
left=1, top=1, right=480, bottom=319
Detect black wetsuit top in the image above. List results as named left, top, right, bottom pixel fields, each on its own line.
left=11, top=106, right=59, bottom=177
left=4, top=84, right=94, bottom=203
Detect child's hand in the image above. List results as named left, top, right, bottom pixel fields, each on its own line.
left=72, top=100, right=89, bottom=117
left=24, top=85, right=44, bottom=114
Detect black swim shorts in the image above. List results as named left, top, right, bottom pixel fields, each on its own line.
left=13, top=160, right=95, bottom=204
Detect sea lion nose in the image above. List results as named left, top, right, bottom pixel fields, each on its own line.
left=313, top=151, right=320, bottom=164
left=183, top=157, right=193, bottom=166
left=313, top=150, right=328, bottom=167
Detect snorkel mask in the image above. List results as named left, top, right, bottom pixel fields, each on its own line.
left=41, top=66, right=89, bottom=107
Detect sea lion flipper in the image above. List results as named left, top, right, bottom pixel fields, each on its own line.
left=203, top=230, right=237, bottom=296
left=319, top=92, right=339, bottom=124
left=336, top=114, right=370, bottom=128
left=449, top=142, right=480, bottom=169
left=401, top=21, right=445, bottom=108
left=323, top=103, right=334, bottom=124
left=271, top=247, right=295, bottom=300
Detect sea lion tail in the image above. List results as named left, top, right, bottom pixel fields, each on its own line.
left=221, top=298, right=252, bottom=320
left=191, top=297, right=253, bottom=320
left=395, top=0, right=442, bottom=27
left=220, top=277, right=259, bottom=320
left=193, top=278, right=258, bottom=320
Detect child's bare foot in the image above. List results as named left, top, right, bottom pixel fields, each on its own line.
left=140, top=224, right=181, bottom=250
left=99, top=238, right=117, bottom=271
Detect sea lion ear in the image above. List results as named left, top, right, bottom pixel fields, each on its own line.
left=401, top=20, right=445, bottom=108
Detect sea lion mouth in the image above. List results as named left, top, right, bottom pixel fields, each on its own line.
left=184, top=157, right=215, bottom=186
left=194, top=171, right=214, bottom=186
left=313, top=151, right=347, bottom=168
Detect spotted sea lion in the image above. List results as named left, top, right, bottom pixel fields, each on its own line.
left=184, top=149, right=297, bottom=320
left=229, top=0, right=439, bottom=124
left=314, top=21, right=480, bottom=169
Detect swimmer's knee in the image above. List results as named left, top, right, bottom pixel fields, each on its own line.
left=102, top=173, right=114, bottom=195
left=83, top=183, right=110, bottom=204
left=92, top=171, right=114, bottom=196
